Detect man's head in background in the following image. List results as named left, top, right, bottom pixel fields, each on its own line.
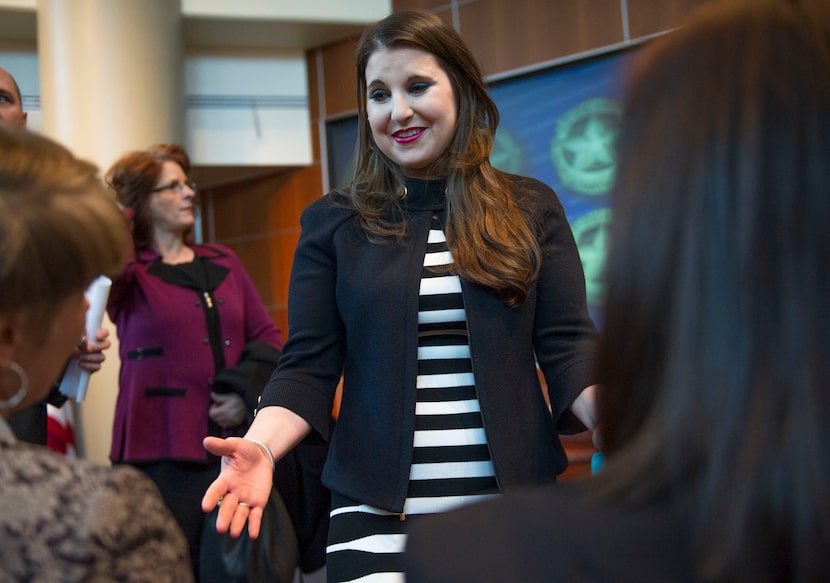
left=0, top=67, right=28, bottom=129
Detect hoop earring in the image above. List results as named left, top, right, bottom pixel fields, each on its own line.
left=0, top=361, right=28, bottom=409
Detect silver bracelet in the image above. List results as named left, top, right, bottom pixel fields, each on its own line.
left=246, top=438, right=275, bottom=472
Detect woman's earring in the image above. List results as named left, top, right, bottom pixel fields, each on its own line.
left=0, top=361, right=28, bottom=409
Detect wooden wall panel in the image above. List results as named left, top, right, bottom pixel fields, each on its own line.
left=260, top=169, right=325, bottom=336
left=261, top=229, right=301, bottom=336
left=627, top=0, right=712, bottom=38
left=321, top=37, right=361, bottom=118
left=458, top=0, right=624, bottom=77
left=208, top=172, right=301, bottom=239
left=224, top=234, right=281, bottom=325
left=206, top=165, right=321, bottom=339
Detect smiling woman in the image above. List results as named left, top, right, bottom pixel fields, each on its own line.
left=364, top=46, right=458, bottom=179
left=200, top=10, right=601, bottom=583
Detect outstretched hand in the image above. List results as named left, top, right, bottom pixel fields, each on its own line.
left=201, top=436, right=275, bottom=539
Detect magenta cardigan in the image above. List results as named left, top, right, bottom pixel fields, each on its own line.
left=107, top=243, right=282, bottom=463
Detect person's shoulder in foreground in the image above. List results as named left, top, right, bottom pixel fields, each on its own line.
left=0, top=440, right=194, bottom=582
left=404, top=483, right=694, bottom=583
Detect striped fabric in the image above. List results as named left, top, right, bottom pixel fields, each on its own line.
left=326, top=216, right=499, bottom=582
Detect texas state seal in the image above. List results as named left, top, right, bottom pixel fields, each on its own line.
left=550, top=98, right=621, bottom=196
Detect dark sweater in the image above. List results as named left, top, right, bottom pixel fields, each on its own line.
left=404, top=484, right=695, bottom=583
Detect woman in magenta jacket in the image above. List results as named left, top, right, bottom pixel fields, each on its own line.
left=106, top=144, right=283, bottom=577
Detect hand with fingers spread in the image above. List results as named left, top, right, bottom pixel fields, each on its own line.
left=201, top=436, right=275, bottom=539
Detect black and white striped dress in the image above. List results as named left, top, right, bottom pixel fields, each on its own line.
left=326, top=215, right=500, bottom=582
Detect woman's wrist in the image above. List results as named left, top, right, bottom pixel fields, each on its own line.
left=246, top=438, right=275, bottom=472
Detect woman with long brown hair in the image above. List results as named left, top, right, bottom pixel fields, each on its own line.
left=203, top=10, right=600, bottom=581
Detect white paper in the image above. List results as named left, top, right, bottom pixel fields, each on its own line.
left=58, top=276, right=112, bottom=402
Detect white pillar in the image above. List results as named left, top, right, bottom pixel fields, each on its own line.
left=36, top=0, right=184, bottom=464
left=36, top=0, right=184, bottom=168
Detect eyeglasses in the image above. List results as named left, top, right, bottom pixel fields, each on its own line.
left=151, top=180, right=197, bottom=194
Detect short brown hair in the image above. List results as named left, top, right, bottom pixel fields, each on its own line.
left=0, top=125, right=129, bottom=339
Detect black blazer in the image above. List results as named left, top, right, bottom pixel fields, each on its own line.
left=259, top=173, right=600, bottom=512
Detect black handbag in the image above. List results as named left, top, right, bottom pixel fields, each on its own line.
left=199, top=488, right=299, bottom=583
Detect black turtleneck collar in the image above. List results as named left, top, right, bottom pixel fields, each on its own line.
left=402, top=176, right=447, bottom=212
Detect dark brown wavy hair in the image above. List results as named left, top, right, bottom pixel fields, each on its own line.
left=350, top=10, right=541, bottom=306
left=593, top=1, right=830, bottom=580
left=106, top=144, right=193, bottom=251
